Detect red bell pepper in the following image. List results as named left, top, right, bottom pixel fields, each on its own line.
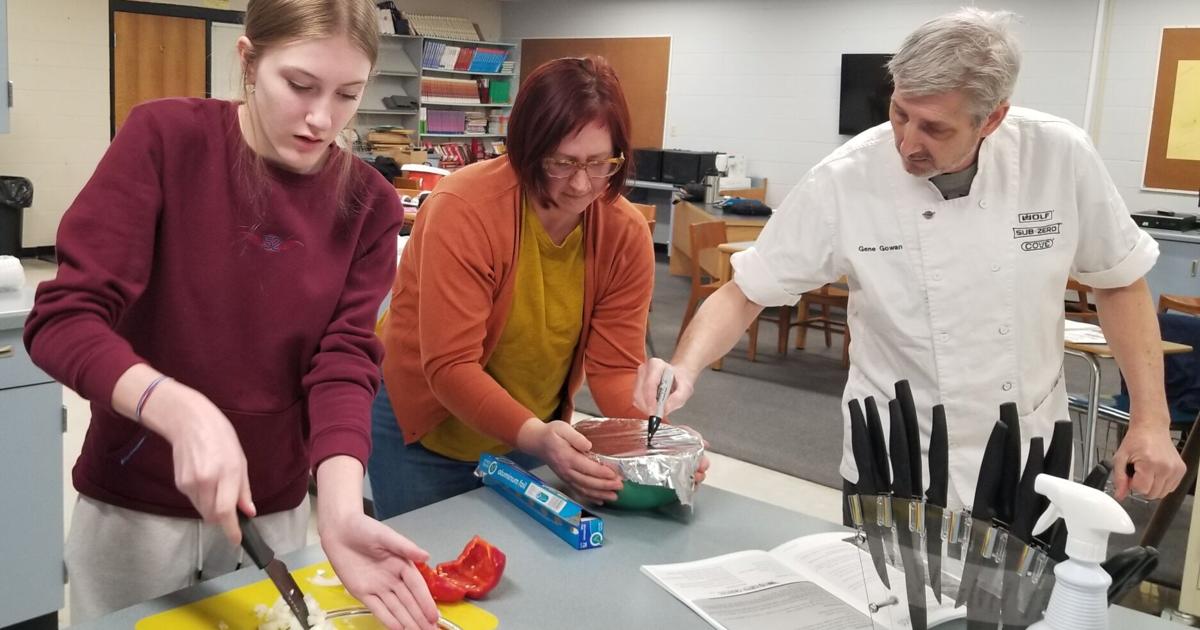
left=416, top=561, right=468, bottom=603
left=417, top=536, right=507, bottom=603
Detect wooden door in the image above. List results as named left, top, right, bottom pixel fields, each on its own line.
left=520, top=37, right=670, bottom=150
left=113, top=11, right=206, bottom=131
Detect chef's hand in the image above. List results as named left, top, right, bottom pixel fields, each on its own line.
left=137, top=377, right=254, bottom=544
left=1113, top=421, right=1186, bottom=501
left=318, top=456, right=438, bottom=630
left=516, top=419, right=623, bottom=504
left=633, top=358, right=696, bottom=417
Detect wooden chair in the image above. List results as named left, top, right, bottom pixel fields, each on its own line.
left=631, top=202, right=656, bottom=234
left=1160, top=293, right=1200, bottom=316
left=632, top=202, right=658, bottom=357
left=1065, top=278, right=1100, bottom=322
left=677, top=221, right=761, bottom=361
left=793, top=281, right=850, bottom=368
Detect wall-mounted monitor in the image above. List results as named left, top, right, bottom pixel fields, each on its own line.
left=839, top=53, right=893, bottom=136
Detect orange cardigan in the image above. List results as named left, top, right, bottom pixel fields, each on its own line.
left=381, top=156, right=654, bottom=446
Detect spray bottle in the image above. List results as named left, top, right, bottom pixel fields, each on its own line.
left=1028, top=474, right=1134, bottom=630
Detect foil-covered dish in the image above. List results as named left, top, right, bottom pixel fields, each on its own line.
left=575, top=417, right=705, bottom=507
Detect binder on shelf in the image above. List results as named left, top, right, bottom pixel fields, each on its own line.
left=488, top=79, right=510, bottom=105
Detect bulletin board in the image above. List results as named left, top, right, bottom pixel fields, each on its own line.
left=1144, top=27, right=1200, bottom=192
left=519, top=36, right=670, bottom=149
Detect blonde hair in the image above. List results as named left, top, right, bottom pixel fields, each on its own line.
left=238, top=0, right=380, bottom=217
left=888, top=8, right=1021, bottom=125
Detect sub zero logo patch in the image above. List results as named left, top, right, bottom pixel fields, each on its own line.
left=1022, top=238, right=1055, bottom=251
left=1013, top=223, right=1061, bottom=238
left=1019, top=211, right=1054, bottom=223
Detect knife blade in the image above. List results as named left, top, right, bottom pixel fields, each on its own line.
left=850, top=399, right=891, bottom=589
left=895, top=380, right=923, bottom=498
left=239, top=512, right=312, bottom=629
left=926, top=404, right=948, bottom=603
left=956, top=420, right=1008, bottom=609
left=889, top=398, right=927, bottom=630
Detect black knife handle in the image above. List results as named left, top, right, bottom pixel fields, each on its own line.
left=895, top=380, right=922, bottom=496
left=1043, top=421, right=1073, bottom=479
left=864, top=397, right=891, bottom=490
left=996, top=403, right=1021, bottom=526
left=1011, top=437, right=1045, bottom=541
left=238, top=512, right=274, bottom=569
left=971, top=421, right=1009, bottom=520
left=888, top=399, right=913, bottom=499
left=927, top=404, right=948, bottom=506
left=849, top=399, right=877, bottom=496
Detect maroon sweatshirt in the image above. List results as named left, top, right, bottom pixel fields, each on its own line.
left=24, top=98, right=401, bottom=518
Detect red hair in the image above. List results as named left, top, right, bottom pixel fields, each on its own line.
left=506, top=56, right=633, bottom=207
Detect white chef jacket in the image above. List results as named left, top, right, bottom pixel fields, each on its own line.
left=731, top=107, right=1158, bottom=507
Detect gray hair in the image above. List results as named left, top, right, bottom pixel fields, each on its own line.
left=887, top=7, right=1021, bottom=124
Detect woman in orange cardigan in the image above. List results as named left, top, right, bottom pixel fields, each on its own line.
left=370, top=57, right=702, bottom=518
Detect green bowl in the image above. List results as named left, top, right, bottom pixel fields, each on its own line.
left=607, top=480, right=679, bottom=510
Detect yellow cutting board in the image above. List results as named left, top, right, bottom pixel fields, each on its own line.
left=135, top=561, right=498, bottom=629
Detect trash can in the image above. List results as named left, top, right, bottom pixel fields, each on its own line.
left=0, top=176, right=33, bottom=257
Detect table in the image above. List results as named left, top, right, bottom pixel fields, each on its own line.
left=1065, top=338, right=1194, bottom=474
left=669, top=201, right=768, bottom=277
left=75, top=475, right=1178, bottom=629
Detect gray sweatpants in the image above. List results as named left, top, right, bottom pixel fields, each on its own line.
left=66, top=494, right=309, bottom=624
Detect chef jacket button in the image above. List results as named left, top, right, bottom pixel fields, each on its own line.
left=931, top=271, right=943, bottom=281
left=1002, top=381, right=1013, bottom=391
left=991, top=263, right=1001, bottom=272
left=939, top=332, right=950, bottom=342
left=999, top=325, right=1010, bottom=335
left=979, top=199, right=989, bottom=209
left=923, top=209, right=935, bottom=219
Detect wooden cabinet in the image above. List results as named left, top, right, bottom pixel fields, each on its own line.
left=669, top=201, right=768, bottom=277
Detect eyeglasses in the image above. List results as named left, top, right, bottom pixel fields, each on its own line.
left=542, top=154, right=625, bottom=179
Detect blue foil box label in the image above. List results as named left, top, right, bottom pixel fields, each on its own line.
left=476, top=453, right=604, bottom=550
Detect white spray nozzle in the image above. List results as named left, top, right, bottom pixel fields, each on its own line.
left=1031, top=474, right=1134, bottom=563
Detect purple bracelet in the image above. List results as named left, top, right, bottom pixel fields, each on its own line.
left=135, top=375, right=172, bottom=423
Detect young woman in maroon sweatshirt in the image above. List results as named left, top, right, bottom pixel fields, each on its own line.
left=23, top=1, right=437, bottom=627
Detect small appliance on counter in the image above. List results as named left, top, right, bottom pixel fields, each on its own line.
left=1131, top=209, right=1198, bottom=231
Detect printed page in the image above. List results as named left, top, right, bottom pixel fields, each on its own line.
left=642, top=550, right=873, bottom=630
left=771, top=531, right=964, bottom=628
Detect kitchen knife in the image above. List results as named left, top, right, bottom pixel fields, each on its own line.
left=1000, top=437, right=1044, bottom=630
left=956, top=420, right=1008, bottom=609
left=864, top=397, right=892, bottom=492
left=926, top=404, right=948, bottom=603
left=849, top=398, right=891, bottom=589
left=1033, top=421, right=1074, bottom=556
left=995, top=402, right=1022, bottom=528
left=895, top=380, right=923, bottom=498
left=889, top=398, right=927, bottom=630
left=238, top=512, right=312, bottom=630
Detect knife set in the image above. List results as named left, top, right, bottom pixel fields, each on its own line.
left=846, top=381, right=1116, bottom=630
left=847, top=381, right=1161, bottom=629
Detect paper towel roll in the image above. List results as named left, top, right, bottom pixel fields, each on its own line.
left=0, top=255, right=26, bottom=291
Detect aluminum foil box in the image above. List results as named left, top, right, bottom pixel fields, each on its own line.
left=475, top=453, right=604, bottom=550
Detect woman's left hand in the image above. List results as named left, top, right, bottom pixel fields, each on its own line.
left=321, top=512, right=439, bottom=630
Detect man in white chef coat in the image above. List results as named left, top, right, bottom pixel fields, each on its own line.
left=634, top=8, right=1185, bottom=508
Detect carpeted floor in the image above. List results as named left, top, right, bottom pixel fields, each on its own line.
left=577, top=252, right=1193, bottom=588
